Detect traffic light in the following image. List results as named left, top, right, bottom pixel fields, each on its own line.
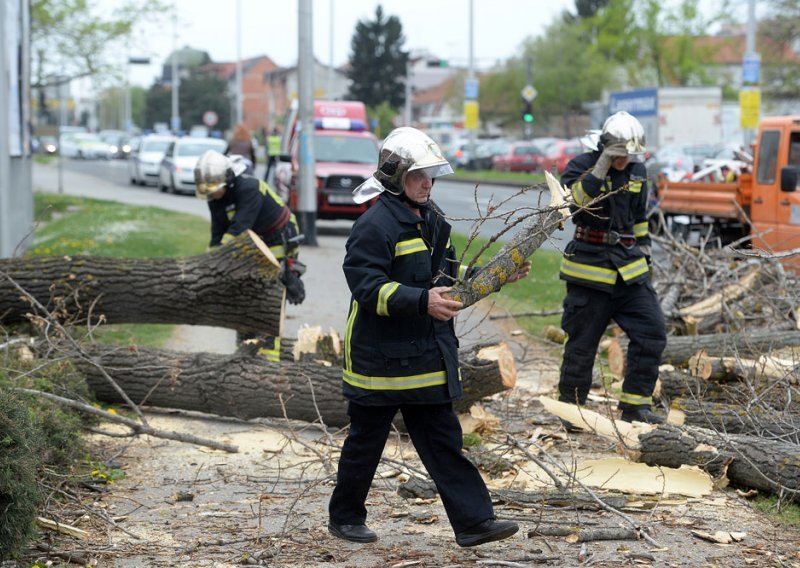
left=522, top=101, right=534, bottom=123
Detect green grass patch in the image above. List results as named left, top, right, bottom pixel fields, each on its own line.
left=753, top=496, right=800, bottom=528
left=31, top=193, right=210, bottom=346
left=450, top=232, right=564, bottom=338
left=32, top=154, right=56, bottom=166
left=450, top=169, right=546, bottom=186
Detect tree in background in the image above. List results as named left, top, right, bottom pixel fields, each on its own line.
left=31, top=0, right=166, bottom=121
left=346, top=5, right=409, bottom=110
left=760, top=0, right=800, bottom=98
left=144, top=69, right=231, bottom=133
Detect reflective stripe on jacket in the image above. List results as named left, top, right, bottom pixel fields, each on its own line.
left=559, top=152, right=652, bottom=292
left=342, top=193, right=462, bottom=405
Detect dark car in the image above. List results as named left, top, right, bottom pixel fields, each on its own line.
left=491, top=141, right=544, bottom=173
left=467, top=139, right=509, bottom=171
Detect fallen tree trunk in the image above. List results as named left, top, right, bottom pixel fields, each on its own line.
left=670, top=399, right=800, bottom=443
left=72, top=342, right=516, bottom=427
left=451, top=172, right=570, bottom=308
left=661, top=330, right=800, bottom=365
left=0, top=231, right=285, bottom=335
left=638, top=424, right=800, bottom=495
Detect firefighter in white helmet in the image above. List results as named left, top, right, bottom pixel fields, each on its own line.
left=194, top=149, right=305, bottom=306
left=327, top=127, right=528, bottom=547
left=557, top=111, right=667, bottom=426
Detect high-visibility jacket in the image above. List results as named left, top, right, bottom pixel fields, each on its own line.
left=207, top=174, right=292, bottom=258
left=267, top=135, right=282, bottom=157
left=342, top=193, right=468, bottom=405
left=559, top=151, right=651, bottom=292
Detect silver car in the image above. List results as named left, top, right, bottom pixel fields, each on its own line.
left=129, top=135, right=176, bottom=186
left=158, top=137, right=228, bottom=195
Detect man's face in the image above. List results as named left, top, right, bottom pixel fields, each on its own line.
left=611, top=156, right=631, bottom=170
left=403, top=169, right=433, bottom=205
left=208, top=186, right=227, bottom=200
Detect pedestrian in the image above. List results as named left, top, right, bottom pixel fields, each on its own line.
left=558, top=111, right=667, bottom=424
left=227, top=122, right=257, bottom=174
left=327, top=127, right=530, bottom=547
left=193, top=150, right=305, bottom=306
left=264, top=127, right=282, bottom=184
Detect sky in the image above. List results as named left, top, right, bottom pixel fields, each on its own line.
left=124, top=0, right=578, bottom=87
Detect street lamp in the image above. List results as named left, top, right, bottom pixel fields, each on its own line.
left=126, top=56, right=150, bottom=133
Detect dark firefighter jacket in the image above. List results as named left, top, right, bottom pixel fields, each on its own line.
left=207, top=175, right=290, bottom=256
left=559, top=151, right=651, bottom=292
left=342, top=192, right=470, bottom=406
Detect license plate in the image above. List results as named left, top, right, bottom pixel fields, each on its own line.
left=327, top=194, right=355, bottom=205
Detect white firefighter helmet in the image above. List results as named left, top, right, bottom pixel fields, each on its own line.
left=194, top=150, right=247, bottom=200
left=600, top=111, right=646, bottom=158
left=352, top=127, right=454, bottom=204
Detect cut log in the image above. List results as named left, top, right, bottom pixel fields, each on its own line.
left=660, top=330, right=800, bottom=366
left=451, top=172, right=570, bottom=308
left=71, top=341, right=516, bottom=428
left=670, top=398, right=800, bottom=443
left=638, top=424, right=800, bottom=495
left=677, top=270, right=760, bottom=318
left=0, top=230, right=285, bottom=335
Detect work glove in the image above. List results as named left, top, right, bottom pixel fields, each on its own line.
left=280, top=263, right=306, bottom=305
left=591, top=142, right=629, bottom=179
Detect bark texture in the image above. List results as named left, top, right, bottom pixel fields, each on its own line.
left=638, top=424, right=800, bottom=495
left=0, top=231, right=284, bottom=335
left=660, top=330, right=800, bottom=365
left=671, top=399, right=800, bottom=443
left=75, top=342, right=516, bottom=427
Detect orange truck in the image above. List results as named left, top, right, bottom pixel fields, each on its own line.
left=654, top=115, right=800, bottom=255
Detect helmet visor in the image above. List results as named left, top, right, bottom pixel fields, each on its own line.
left=195, top=180, right=225, bottom=200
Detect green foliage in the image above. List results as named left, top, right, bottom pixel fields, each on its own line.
left=753, top=495, right=800, bottom=528
left=346, top=5, right=409, bottom=109
left=462, top=432, right=483, bottom=447
left=761, top=0, right=800, bottom=97
left=368, top=101, right=397, bottom=139
left=144, top=69, right=232, bottom=133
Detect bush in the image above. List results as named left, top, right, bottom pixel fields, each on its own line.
left=0, top=389, right=42, bottom=561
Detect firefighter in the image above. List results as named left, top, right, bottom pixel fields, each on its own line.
left=558, top=111, right=667, bottom=424
left=194, top=149, right=305, bottom=306
left=327, top=127, right=528, bottom=547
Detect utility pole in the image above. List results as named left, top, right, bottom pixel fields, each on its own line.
left=327, top=0, right=334, bottom=98
left=465, top=0, right=477, bottom=166
left=235, top=0, right=243, bottom=125
left=740, top=0, right=760, bottom=147
left=297, top=0, right=317, bottom=246
left=170, top=10, right=181, bottom=133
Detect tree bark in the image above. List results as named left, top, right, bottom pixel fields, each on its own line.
left=0, top=231, right=285, bottom=335
left=670, top=399, right=800, bottom=443
left=451, top=172, right=570, bottom=308
left=661, top=330, right=800, bottom=365
left=73, top=342, right=517, bottom=428
left=637, top=424, right=800, bottom=495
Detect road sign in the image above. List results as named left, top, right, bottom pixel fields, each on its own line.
left=521, top=84, right=537, bottom=102
left=742, top=53, right=761, bottom=85
left=202, top=110, right=219, bottom=127
left=464, top=101, right=479, bottom=130
left=464, top=78, right=479, bottom=100
left=740, top=87, right=760, bottom=129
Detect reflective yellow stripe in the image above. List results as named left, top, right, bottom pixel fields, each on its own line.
left=618, top=392, right=653, bottom=405
left=618, top=257, right=649, bottom=281
left=633, top=222, right=649, bottom=237
left=458, top=264, right=469, bottom=280
left=257, top=337, right=281, bottom=362
left=560, top=258, right=617, bottom=285
left=343, top=368, right=447, bottom=390
left=344, top=299, right=358, bottom=371
left=571, top=181, right=591, bottom=206
left=269, top=244, right=286, bottom=259
left=395, top=238, right=427, bottom=256
left=377, top=282, right=400, bottom=316
left=627, top=180, right=643, bottom=194
left=221, top=233, right=234, bottom=245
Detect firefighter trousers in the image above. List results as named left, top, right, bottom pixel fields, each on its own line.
left=559, top=281, right=667, bottom=406
left=328, top=401, right=494, bottom=534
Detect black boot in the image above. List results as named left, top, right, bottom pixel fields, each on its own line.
left=328, top=522, right=378, bottom=543
left=619, top=405, right=665, bottom=424
left=455, top=519, right=519, bottom=547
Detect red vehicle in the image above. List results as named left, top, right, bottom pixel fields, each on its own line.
left=276, top=100, right=380, bottom=220
left=539, top=138, right=585, bottom=174
left=491, top=141, right=544, bottom=173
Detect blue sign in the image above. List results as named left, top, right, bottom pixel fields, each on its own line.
left=742, top=54, right=760, bottom=84
left=608, top=88, right=658, bottom=117
left=464, top=78, right=479, bottom=100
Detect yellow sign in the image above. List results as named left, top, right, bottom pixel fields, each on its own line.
left=740, top=88, right=760, bottom=129
left=464, top=101, right=479, bottom=130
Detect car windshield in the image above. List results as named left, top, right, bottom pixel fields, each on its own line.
left=176, top=140, right=227, bottom=157
left=314, top=135, right=378, bottom=164
left=141, top=140, right=172, bottom=152
left=74, top=134, right=103, bottom=143
left=514, top=145, right=539, bottom=155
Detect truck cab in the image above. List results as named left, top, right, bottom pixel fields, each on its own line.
left=749, top=116, right=800, bottom=253
left=275, top=100, right=379, bottom=221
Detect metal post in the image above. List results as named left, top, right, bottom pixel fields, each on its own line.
left=297, top=0, right=317, bottom=246
left=743, top=0, right=759, bottom=147
left=327, top=0, right=334, bottom=98
left=404, top=59, right=412, bottom=126
left=124, top=58, right=131, bottom=131
left=525, top=57, right=533, bottom=139
left=170, top=10, right=180, bottom=133
left=58, top=78, right=67, bottom=194
left=235, top=0, right=243, bottom=124
left=467, top=0, right=476, bottom=163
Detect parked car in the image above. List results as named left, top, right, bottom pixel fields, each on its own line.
left=539, top=138, right=584, bottom=173
left=445, top=139, right=471, bottom=169
left=99, top=129, right=133, bottom=159
left=159, top=137, right=228, bottom=195
left=129, top=134, right=175, bottom=186
left=468, top=139, right=509, bottom=170
left=59, top=133, right=112, bottom=159
left=491, top=141, right=544, bottom=173
left=37, top=136, right=59, bottom=155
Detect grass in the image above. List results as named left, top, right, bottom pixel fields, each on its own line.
left=30, top=193, right=210, bottom=347
left=450, top=168, right=547, bottom=186
left=753, top=496, right=800, bottom=528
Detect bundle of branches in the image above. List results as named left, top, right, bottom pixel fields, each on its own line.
left=650, top=237, right=800, bottom=336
